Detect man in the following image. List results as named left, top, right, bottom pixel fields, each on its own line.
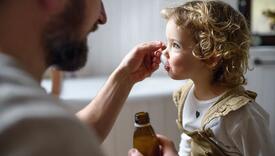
left=0, top=0, right=178, bottom=155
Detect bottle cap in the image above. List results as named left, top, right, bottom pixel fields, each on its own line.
left=135, top=112, right=150, bottom=125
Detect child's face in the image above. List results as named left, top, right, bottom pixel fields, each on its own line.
left=163, top=18, right=207, bottom=80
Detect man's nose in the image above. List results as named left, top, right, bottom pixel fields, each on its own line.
left=98, top=2, right=107, bottom=24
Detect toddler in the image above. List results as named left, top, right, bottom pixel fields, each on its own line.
left=160, top=1, right=275, bottom=156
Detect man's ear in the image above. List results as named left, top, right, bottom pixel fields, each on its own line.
left=38, top=0, right=66, bottom=14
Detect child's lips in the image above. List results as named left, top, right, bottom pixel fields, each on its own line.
left=164, top=63, right=170, bottom=71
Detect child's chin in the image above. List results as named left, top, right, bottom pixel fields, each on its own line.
left=168, top=73, right=181, bottom=80
left=168, top=73, right=187, bottom=80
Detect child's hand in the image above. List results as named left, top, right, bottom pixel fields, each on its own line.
left=157, top=134, right=179, bottom=156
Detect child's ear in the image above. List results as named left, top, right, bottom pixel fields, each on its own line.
left=206, top=55, right=222, bottom=69
left=38, top=0, right=66, bottom=14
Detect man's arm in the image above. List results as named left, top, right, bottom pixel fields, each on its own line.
left=76, top=41, right=164, bottom=142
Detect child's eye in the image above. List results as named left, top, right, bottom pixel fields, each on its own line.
left=172, top=42, right=181, bottom=49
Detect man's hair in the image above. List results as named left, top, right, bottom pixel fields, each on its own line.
left=161, top=0, right=250, bottom=87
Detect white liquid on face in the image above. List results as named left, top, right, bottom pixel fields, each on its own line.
left=160, top=54, right=167, bottom=65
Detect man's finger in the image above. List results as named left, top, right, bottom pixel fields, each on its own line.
left=128, top=148, right=143, bottom=156
left=136, top=41, right=165, bottom=54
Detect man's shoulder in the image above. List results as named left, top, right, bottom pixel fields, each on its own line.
left=0, top=94, right=77, bottom=136
left=0, top=81, right=69, bottom=120
left=0, top=98, right=104, bottom=156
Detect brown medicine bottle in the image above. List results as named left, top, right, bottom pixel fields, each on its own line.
left=133, top=112, right=161, bottom=156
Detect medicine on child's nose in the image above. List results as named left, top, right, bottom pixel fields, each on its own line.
left=160, top=54, right=167, bottom=65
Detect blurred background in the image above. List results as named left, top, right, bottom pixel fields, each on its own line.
left=76, top=0, right=239, bottom=77
left=42, top=0, right=275, bottom=155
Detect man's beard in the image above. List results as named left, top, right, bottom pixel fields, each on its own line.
left=43, top=0, right=96, bottom=71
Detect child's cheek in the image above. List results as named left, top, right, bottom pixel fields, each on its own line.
left=170, top=57, right=182, bottom=70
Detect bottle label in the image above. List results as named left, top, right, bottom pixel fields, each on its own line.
left=134, top=123, right=151, bottom=127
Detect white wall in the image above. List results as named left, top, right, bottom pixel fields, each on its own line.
left=78, top=0, right=168, bottom=76
left=76, top=0, right=238, bottom=77
left=245, top=47, right=275, bottom=144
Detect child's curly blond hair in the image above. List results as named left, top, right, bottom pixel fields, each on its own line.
left=161, top=0, right=250, bottom=87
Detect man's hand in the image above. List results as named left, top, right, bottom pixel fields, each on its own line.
left=77, top=41, right=165, bottom=142
left=117, top=41, right=165, bottom=83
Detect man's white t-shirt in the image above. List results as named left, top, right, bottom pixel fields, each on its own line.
left=0, top=53, right=105, bottom=156
left=178, top=85, right=275, bottom=156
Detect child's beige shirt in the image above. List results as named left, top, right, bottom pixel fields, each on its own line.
left=174, top=80, right=275, bottom=156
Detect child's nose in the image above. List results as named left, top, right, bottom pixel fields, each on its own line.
left=162, top=47, right=169, bottom=58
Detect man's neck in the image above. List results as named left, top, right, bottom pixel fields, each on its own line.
left=0, top=46, right=46, bottom=82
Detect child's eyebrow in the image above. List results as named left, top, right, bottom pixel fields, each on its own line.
left=168, top=38, right=195, bottom=49
left=169, top=38, right=184, bottom=45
